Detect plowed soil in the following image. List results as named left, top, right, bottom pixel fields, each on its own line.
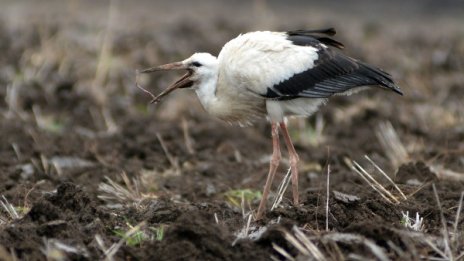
left=0, top=1, right=463, bottom=260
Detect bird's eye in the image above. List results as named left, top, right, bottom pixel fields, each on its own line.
left=191, top=61, right=202, bottom=67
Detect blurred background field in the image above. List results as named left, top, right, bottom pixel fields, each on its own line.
left=0, top=0, right=463, bottom=260
left=1, top=0, right=463, bottom=133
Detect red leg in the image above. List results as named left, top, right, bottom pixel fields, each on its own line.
left=256, top=123, right=281, bottom=220
left=279, top=122, right=300, bottom=205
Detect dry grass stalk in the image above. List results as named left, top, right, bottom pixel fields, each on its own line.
left=322, top=233, right=389, bottom=261
left=10, top=143, right=21, bottom=161
left=275, top=228, right=391, bottom=261
left=0, top=245, right=18, bottom=261
left=375, top=121, right=409, bottom=168
left=406, top=180, right=434, bottom=198
left=364, top=155, right=407, bottom=200
left=96, top=221, right=146, bottom=261
left=98, top=172, right=156, bottom=207
left=156, top=133, right=180, bottom=175
left=274, top=226, right=326, bottom=261
left=41, top=238, right=88, bottom=261
left=95, top=235, right=108, bottom=259
left=430, top=165, right=464, bottom=182
left=392, top=222, right=463, bottom=260
left=293, top=227, right=326, bottom=260
left=350, top=160, right=400, bottom=204
left=4, top=83, right=22, bottom=119
left=326, top=164, right=330, bottom=232
left=32, top=106, right=45, bottom=132
left=40, top=154, right=50, bottom=174
left=0, top=196, right=20, bottom=220
left=271, top=167, right=291, bottom=211
left=452, top=191, right=464, bottom=251
left=245, top=213, right=253, bottom=238
left=92, top=0, right=117, bottom=105
left=30, top=154, right=52, bottom=176
left=240, top=191, right=246, bottom=218
left=91, top=0, right=119, bottom=133
left=232, top=213, right=253, bottom=246
left=423, top=238, right=450, bottom=261
left=432, top=184, right=453, bottom=260
left=272, top=243, right=295, bottom=261
left=101, top=107, right=118, bottom=134
left=181, top=118, right=195, bottom=154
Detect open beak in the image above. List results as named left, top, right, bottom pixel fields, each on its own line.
left=138, top=62, right=194, bottom=104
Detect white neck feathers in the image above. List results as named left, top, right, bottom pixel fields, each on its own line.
left=194, top=70, right=219, bottom=110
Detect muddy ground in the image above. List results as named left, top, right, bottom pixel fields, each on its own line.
left=0, top=1, right=463, bottom=260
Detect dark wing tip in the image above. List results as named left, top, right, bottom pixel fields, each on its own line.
left=359, top=63, right=403, bottom=96
left=391, top=85, right=403, bottom=96
left=288, top=28, right=337, bottom=36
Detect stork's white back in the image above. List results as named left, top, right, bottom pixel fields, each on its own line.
left=217, top=31, right=319, bottom=96
left=212, top=31, right=323, bottom=123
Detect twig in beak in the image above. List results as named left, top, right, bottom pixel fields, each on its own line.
left=135, top=70, right=157, bottom=104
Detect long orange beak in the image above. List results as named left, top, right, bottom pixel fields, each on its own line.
left=137, top=62, right=193, bottom=104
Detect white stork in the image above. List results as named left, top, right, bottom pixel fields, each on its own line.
left=137, top=28, right=402, bottom=219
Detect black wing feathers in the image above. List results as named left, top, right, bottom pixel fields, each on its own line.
left=287, top=28, right=336, bottom=36
left=263, top=29, right=402, bottom=100
left=287, top=28, right=344, bottom=49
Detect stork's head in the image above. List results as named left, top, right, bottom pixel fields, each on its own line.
left=138, top=52, right=218, bottom=103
